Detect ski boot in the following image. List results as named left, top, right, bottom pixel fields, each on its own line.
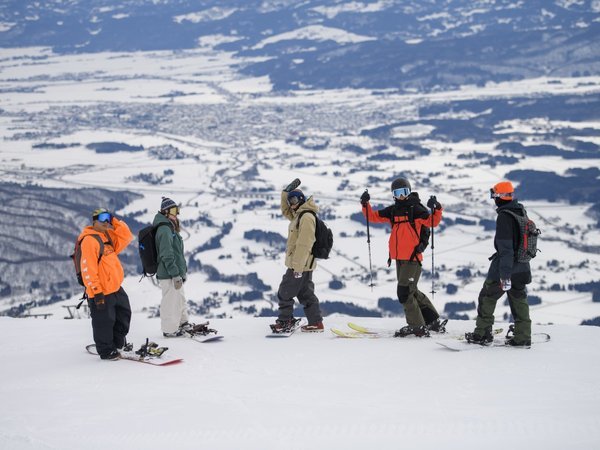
left=270, top=318, right=301, bottom=334
left=394, top=325, right=430, bottom=338
left=427, top=318, right=448, bottom=334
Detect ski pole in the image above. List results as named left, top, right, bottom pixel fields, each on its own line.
left=364, top=189, right=374, bottom=290
left=429, top=195, right=436, bottom=300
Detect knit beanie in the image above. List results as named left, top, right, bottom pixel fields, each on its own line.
left=160, top=197, right=177, bottom=212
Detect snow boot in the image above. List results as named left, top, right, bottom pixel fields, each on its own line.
left=122, top=342, right=133, bottom=352
left=163, top=329, right=184, bottom=338
left=505, top=338, right=531, bottom=348
left=427, top=318, right=448, bottom=333
left=179, top=321, right=195, bottom=333
left=270, top=318, right=301, bottom=333
left=100, top=349, right=120, bottom=361
left=394, top=325, right=430, bottom=338
left=465, top=330, right=494, bottom=345
left=301, top=322, right=324, bottom=333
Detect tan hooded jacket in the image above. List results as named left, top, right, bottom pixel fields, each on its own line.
left=280, top=191, right=319, bottom=272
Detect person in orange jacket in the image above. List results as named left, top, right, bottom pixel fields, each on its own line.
left=77, top=208, right=134, bottom=360
left=361, top=177, right=445, bottom=337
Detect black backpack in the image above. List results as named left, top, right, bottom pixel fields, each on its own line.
left=138, top=222, right=170, bottom=277
left=297, top=211, right=334, bottom=259
left=71, top=234, right=105, bottom=287
left=500, top=209, right=541, bottom=263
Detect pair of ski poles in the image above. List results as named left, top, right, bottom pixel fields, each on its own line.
left=363, top=189, right=437, bottom=299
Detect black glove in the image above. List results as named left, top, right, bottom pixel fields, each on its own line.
left=283, top=178, right=301, bottom=192
left=360, top=190, right=370, bottom=206
left=94, top=293, right=106, bottom=311
left=427, top=196, right=442, bottom=210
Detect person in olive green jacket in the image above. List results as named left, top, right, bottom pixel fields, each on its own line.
left=154, top=197, right=189, bottom=337
left=271, top=179, right=324, bottom=333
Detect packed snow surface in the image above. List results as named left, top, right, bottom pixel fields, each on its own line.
left=1, top=315, right=599, bottom=450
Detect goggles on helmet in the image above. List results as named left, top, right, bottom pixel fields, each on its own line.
left=96, top=212, right=113, bottom=223
left=288, top=196, right=301, bottom=206
left=393, top=187, right=411, bottom=199
left=489, top=189, right=512, bottom=199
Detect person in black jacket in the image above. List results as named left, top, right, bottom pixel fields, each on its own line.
left=465, top=181, right=532, bottom=346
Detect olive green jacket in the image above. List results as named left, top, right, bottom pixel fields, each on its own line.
left=280, top=191, right=318, bottom=272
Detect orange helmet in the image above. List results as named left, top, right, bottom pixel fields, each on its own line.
left=490, top=181, right=514, bottom=200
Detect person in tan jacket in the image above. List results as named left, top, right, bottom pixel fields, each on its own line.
left=270, top=179, right=324, bottom=333
left=77, top=208, right=134, bottom=360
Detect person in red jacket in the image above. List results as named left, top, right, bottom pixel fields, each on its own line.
left=77, top=208, right=134, bottom=360
left=361, top=177, right=445, bottom=337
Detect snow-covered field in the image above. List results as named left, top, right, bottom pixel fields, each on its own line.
left=1, top=315, right=599, bottom=450
left=1, top=45, right=599, bottom=324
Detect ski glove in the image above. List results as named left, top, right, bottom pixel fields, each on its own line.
left=284, top=178, right=301, bottom=192
left=293, top=271, right=303, bottom=279
left=94, top=293, right=106, bottom=311
left=173, top=276, right=184, bottom=290
left=427, top=196, right=442, bottom=210
left=360, top=191, right=370, bottom=206
left=500, top=279, right=512, bottom=291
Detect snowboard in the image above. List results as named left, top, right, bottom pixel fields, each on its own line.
left=85, top=344, right=183, bottom=366
left=436, top=333, right=551, bottom=352
left=187, top=334, right=224, bottom=343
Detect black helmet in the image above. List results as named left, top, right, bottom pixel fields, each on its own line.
left=391, top=178, right=411, bottom=191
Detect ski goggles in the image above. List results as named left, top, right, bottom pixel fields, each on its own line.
left=489, top=189, right=512, bottom=199
left=96, top=212, right=113, bottom=223
left=288, top=196, right=301, bottom=206
left=166, top=206, right=180, bottom=216
left=392, top=187, right=411, bottom=198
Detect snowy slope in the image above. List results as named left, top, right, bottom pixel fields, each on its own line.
left=0, top=314, right=599, bottom=450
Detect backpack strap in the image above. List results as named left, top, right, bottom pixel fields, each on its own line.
left=296, top=210, right=317, bottom=229
left=389, top=205, right=423, bottom=264
left=296, top=211, right=317, bottom=267
left=497, top=209, right=524, bottom=259
left=79, top=234, right=105, bottom=263
left=75, top=234, right=105, bottom=308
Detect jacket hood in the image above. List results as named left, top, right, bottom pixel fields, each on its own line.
left=394, top=191, right=421, bottom=206
left=153, top=212, right=173, bottom=227
left=393, top=192, right=428, bottom=219
left=496, top=200, right=524, bottom=216
left=78, top=226, right=103, bottom=241
left=295, top=195, right=319, bottom=215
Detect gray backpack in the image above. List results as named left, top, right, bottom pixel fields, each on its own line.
left=501, top=209, right=541, bottom=263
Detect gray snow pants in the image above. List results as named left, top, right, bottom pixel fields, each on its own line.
left=277, top=269, right=323, bottom=325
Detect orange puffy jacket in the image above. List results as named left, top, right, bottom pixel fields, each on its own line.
left=77, top=218, right=134, bottom=298
left=362, top=196, right=442, bottom=262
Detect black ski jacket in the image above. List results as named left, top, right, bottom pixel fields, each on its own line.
left=487, top=200, right=531, bottom=283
